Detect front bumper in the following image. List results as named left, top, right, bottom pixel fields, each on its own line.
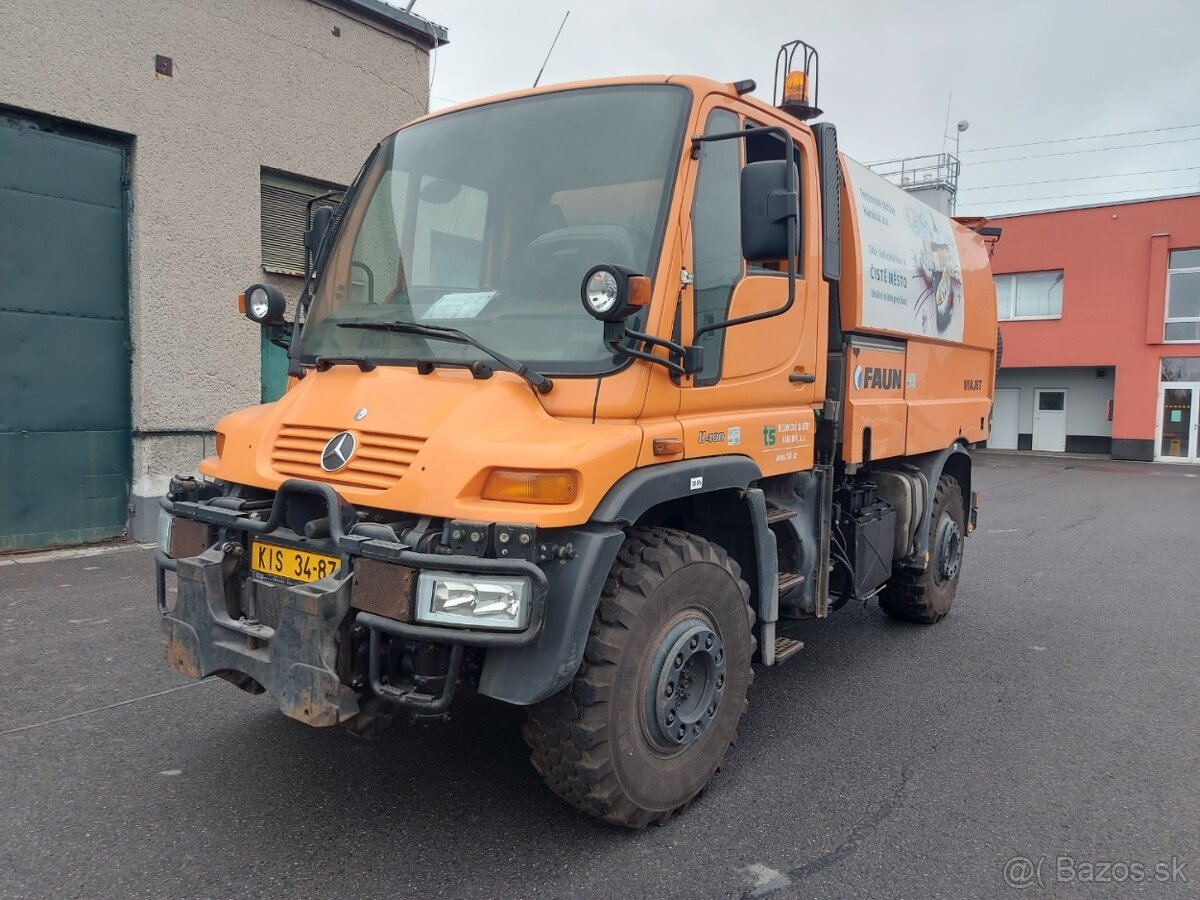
left=159, top=544, right=360, bottom=726
left=156, top=479, right=549, bottom=726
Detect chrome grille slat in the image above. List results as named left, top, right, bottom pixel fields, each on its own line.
left=270, top=424, right=423, bottom=493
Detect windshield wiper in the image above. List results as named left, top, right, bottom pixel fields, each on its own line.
left=337, top=321, right=553, bottom=394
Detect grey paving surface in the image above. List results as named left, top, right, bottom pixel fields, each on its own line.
left=1, top=455, right=1198, bottom=899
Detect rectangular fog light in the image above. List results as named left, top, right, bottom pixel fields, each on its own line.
left=157, top=509, right=173, bottom=555
left=415, top=571, right=531, bottom=631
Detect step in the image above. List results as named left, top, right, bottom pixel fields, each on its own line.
left=778, top=571, right=806, bottom=594
left=765, top=506, right=798, bottom=525
left=773, top=635, right=805, bottom=663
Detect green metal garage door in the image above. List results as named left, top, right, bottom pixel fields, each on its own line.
left=0, top=113, right=131, bottom=550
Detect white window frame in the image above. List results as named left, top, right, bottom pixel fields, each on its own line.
left=994, top=270, right=1064, bottom=321
left=1164, top=248, right=1200, bottom=344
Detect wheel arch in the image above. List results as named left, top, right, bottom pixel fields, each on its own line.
left=902, top=441, right=973, bottom=569
left=594, top=457, right=775, bottom=637
left=478, top=458, right=773, bottom=707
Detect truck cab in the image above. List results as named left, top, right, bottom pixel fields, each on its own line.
left=157, top=55, right=997, bottom=828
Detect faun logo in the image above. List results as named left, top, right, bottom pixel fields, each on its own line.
left=853, top=365, right=903, bottom=391
left=320, top=431, right=357, bottom=472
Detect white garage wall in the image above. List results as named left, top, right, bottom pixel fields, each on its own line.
left=996, top=367, right=1115, bottom=436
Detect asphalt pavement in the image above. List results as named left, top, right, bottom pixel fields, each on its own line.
left=2, top=454, right=1198, bottom=899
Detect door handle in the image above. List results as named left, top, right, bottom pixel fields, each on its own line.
left=789, top=372, right=816, bottom=383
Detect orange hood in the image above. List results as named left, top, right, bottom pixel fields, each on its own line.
left=200, top=366, right=643, bottom=527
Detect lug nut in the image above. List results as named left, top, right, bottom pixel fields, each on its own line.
left=674, top=653, right=683, bottom=668
left=689, top=636, right=699, bottom=649
left=666, top=710, right=675, bottom=724
left=665, top=682, right=674, bottom=697
left=694, top=723, right=702, bottom=736
left=715, top=649, right=723, bottom=663
left=708, top=701, right=717, bottom=715
left=677, top=726, right=686, bottom=740
left=716, top=674, right=725, bottom=689
left=706, top=635, right=714, bottom=648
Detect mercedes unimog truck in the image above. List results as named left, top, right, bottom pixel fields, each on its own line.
left=156, top=42, right=999, bottom=827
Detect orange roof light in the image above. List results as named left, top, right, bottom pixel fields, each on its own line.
left=783, top=70, right=808, bottom=106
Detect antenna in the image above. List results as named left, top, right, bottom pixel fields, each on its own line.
left=533, top=11, right=570, bottom=88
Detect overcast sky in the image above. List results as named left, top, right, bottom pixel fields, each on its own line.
left=400, top=0, right=1199, bottom=217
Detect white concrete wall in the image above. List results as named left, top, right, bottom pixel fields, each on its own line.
left=0, top=0, right=431, bottom=536
left=996, top=366, right=1115, bottom=437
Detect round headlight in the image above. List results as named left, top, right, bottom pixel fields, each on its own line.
left=241, top=283, right=286, bottom=324
left=584, top=269, right=619, bottom=316
left=248, top=287, right=271, bottom=320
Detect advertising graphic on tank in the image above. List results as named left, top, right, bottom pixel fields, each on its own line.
left=843, top=158, right=965, bottom=342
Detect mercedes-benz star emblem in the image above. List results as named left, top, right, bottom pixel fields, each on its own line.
left=320, top=431, right=357, bottom=472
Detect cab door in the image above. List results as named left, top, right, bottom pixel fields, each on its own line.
left=676, top=98, right=825, bottom=477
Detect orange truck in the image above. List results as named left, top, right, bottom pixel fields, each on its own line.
left=156, top=42, right=998, bottom=827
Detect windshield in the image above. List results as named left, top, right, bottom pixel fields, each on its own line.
left=297, top=85, right=690, bottom=375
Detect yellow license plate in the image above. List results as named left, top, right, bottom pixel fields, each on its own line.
left=250, top=541, right=340, bottom=584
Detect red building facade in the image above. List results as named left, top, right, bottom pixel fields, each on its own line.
left=986, top=193, right=1200, bottom=462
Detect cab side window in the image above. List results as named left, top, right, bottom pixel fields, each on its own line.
left=691, top=110, right=743, bottom=385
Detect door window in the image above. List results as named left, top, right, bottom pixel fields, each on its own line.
left=1038, top=391, right=1065, bottom=411
left=1159, top=388, right=1194, bottom=458
left=690, top=110, right=742, bottom=384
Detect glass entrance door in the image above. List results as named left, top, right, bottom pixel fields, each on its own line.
left=1157, top=384, right=1198, bottom=461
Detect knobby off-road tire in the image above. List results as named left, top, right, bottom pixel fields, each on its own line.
left=523, top=527, right=756, bottom=828
left=879, top=474, right=965, bottom=624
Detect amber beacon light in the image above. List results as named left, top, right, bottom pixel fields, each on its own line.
left=775, top=40, right=822, bottom=121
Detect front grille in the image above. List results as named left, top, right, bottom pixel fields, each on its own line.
left=271, top=424, right=425, bottom=493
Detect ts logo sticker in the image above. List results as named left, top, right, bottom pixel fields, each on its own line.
left=763, top=426, right=777, bottom=447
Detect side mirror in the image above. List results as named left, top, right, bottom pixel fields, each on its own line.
left=580, top=264, right=651, bottom=322
left=241, top=283, right=287, bottom=325
left=304, top=205, right=335, bottom=275
left=740, top=159, right=800, bottom=262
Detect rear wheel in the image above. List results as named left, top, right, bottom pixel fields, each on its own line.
left=880, top=474, right=965, bottom=624
left=523, top=527, right=755, bottom=828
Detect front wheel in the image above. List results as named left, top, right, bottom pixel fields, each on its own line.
left=879, top=474, right=965, bottom=623
left=523, top=527, right=755, bottom=828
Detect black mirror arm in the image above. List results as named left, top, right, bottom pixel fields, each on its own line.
left=264, top=320, right=294, bottom=352
left=689, top=126, right=800, bottom=345
left=604, top=322, right=702, bottom=376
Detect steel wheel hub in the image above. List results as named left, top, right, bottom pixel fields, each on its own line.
left=934, top=514, right=962, bottom=584
left=645, top=618, right=726, bottom=750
